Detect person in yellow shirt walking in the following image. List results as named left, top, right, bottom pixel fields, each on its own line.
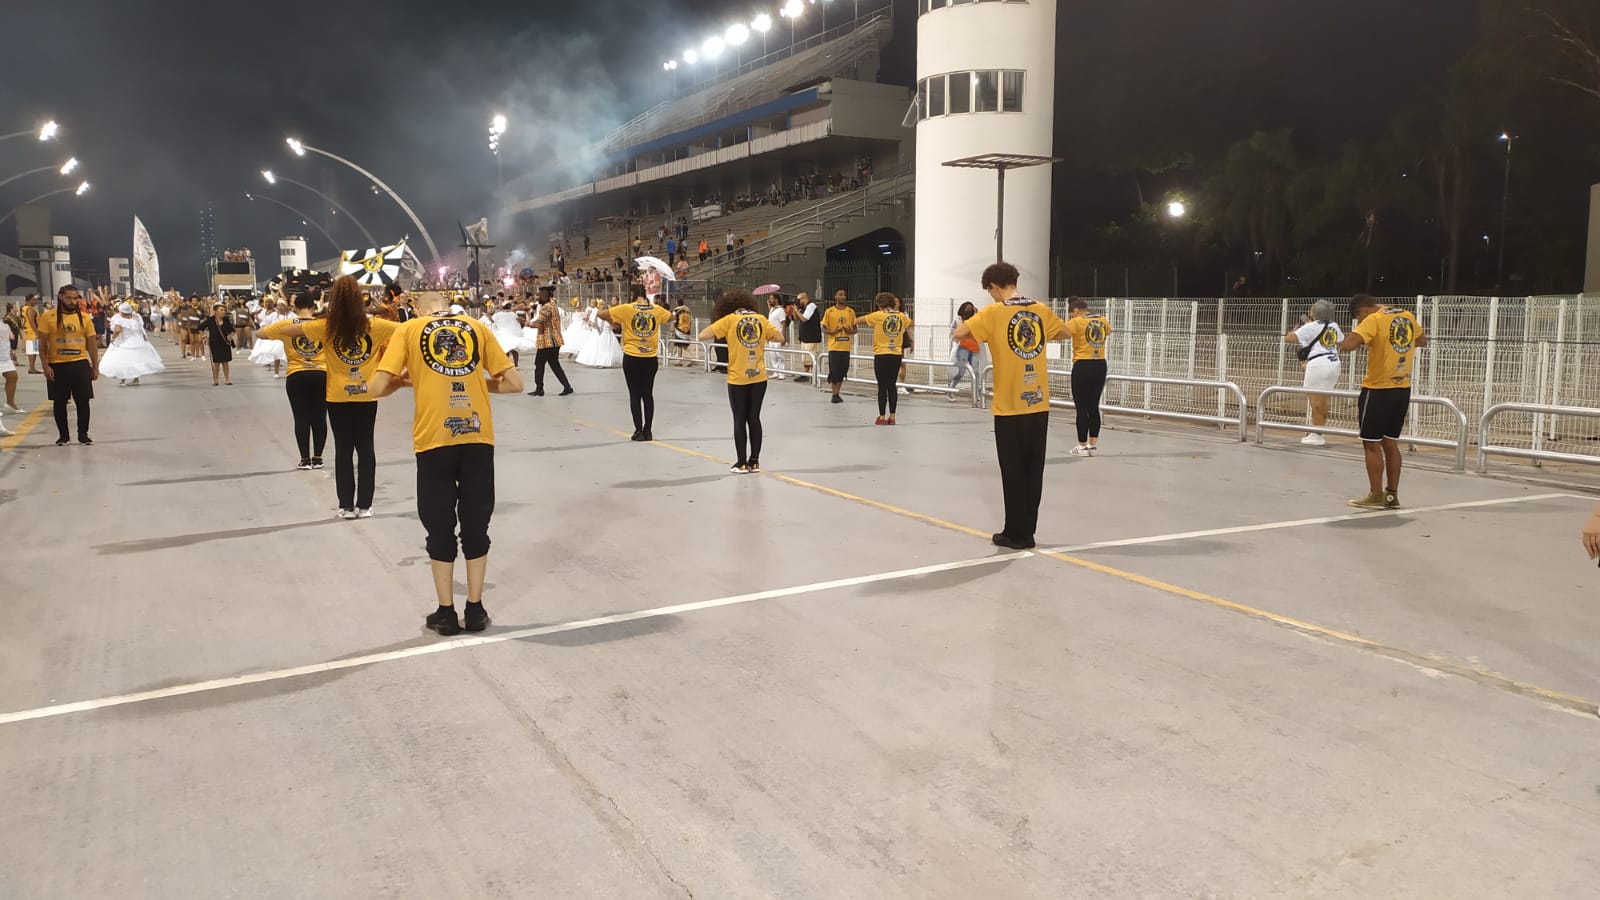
left=1337, top=293, right=1428, bottom=510
left=265, top=276, right=399, bottom=518
left=954, top=262, right=1067, bottom=550
left=370, top=290, right=523, bottom=636
left=859, top=292, right=911, bottom=425
left=701, top=289, right=782, bottom=473
left=1063, top=297, right=1113, bottom=456
left=599, top=284, right=674, bottom=441
left=36, top=286, right=101, bottom=446
left=821, top=289, right=857, bottom=404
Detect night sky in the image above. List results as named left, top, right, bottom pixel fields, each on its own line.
left=0, top=0, right=1477, bottom=291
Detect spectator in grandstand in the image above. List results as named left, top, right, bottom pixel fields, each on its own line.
left=726, top=230, right=736, bottom=255
left=674, top=257, right=690, bottom=279
left=1337, top=294, right=1427, bottom=510
left=698, top=239, right=708, bottom=262
left=1285, top=299, right=1343, bottom=446
left=1064, top=297, right=1113, bottom=456
left=954, top=262, right=1068, bottom=551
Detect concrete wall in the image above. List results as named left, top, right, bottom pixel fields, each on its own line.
left=829, top=80, right=915, bottom=142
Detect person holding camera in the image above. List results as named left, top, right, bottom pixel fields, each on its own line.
left=1284, top=299, right=1344, bottom=446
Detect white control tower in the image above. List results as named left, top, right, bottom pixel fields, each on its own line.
left=913, top=0, right=1057, bottom=348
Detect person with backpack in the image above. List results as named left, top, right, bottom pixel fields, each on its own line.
left=1284, top=299, right=1344, bottom=446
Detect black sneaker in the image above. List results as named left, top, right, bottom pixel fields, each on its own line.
left=991, top=533, right=1036, bottom=550
left=425, top=606, right=461, bottom=636
left=630, top=428, right=644, bottom=442
left=297, top=458, right=313, bottom=471
left=640, top=429, right=653, bottom=442
left=78, top=436, right=92, bottom=446
left=463, top=602, right=490, bottom=633
left=831, top=395, right=844, bottom=404
left=559, top=387, right=574, bottom=396
left=527, top=389, right=544, bottom=396
left=311, top=457, right=324, bottom=470
left=55, top=438, right=69, bottom=446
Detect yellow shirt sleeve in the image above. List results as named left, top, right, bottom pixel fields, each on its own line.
left=370, top=317, right=400, bottom=347
left=377, top=322, right=413, bottom=375
left=298, top=319, right=328, bottom=342
left=966, top=305, right=996, bottom=344
left=709, top=313, right=733, bottom=340
left=1353, top=313, right=1380, bottom=346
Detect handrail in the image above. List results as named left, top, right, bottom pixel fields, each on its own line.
left=980, top=366, right=1250, bottom=441
left=1256, top=386, right=1470, bottom=470
left=1477, top=402, right=1600, bottom=473
left=843, top=355, right=979, bottom=406
left=661, top=340, right=821, bottom=383
left=664, top=338, right=713, bottom=373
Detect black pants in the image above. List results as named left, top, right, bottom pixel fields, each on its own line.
left=1070, top=359, right=1108, bottom=443
left=534, top=347, right=571, bottom=392
left=285, top=371, right=328, bottom=460
left=994, top=412, right=1049, bottom=543
left=727, top=381, right=768, bottom=465
left=47, top=359, right=93, bottom=441
left=326, top=401, right=378, bottom=509
left=874, top=354, right=902, bottom=415
left=622, top=354, right=658, bottom=430
left=713, top=339, right=728, bottom=373
left=828, top=350, right=850, bottom=385
left=416, top=443, right=496, bottom=563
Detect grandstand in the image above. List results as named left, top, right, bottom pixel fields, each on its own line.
left=497, top=3, right=912, bottom=302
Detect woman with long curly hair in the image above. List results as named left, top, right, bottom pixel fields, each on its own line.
left=269, top=275, right=399, bottom=518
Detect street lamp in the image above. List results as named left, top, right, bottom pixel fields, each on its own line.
left=1495, top=132, right=1518, bottom=290
left=0, top=181, right=87, bottom=226
left=1166, top=199, right=1187, bottom=220
left=0, top=158, right=84, bottom=192
left=780, top=0, right=804, bottom=46
left=246, top=191, right=342, bottom=255
left=725, top=23, right=750, bottom=66
left=1, top=120, right=58, bottom=143
left=260, top=168, right=377, bottom=247
left=285, top=138, right=443, bottom=267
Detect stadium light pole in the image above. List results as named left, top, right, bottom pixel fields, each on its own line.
left=725, top=23, right=750, bottom=67
left=780, top=0, right=803, bottom=47
left=489, top=114, right=507, bottom=189
left=0, top=180, right=88, bottom=227
left=0, top=157, right=81, bottom=192
left=246, top=191, right=342, bottom=256
left=285, top=137, right=441, bottom=267
left=261, top=168, right=377, bottom=248
left=1495, top=132, right=1517, bottom=290
left=0, top=120, right=58, bottom=144
left=752, top=13, right=772, bottom=55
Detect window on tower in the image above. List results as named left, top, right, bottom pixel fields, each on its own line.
left=916, top=70, right=1025, bottom=120
left=948, top=71, right=972, bottom=114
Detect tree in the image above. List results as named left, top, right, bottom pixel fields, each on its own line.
left=1200, top=129, right=1298, bottom=289
left=1488, top=1, right=1600, bottom=109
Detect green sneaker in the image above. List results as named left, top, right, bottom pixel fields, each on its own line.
left=1383, top=491, right=1400, bottom=509
left=1347, top=491, right=1388, bottom=510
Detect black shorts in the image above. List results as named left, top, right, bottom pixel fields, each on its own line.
left=828, top=350, right=851, bottom=384
left=1358, top=386, right=1411, bottom=441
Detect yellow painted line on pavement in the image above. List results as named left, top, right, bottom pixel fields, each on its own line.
left=576, top=417, right=1600, bottom=719
left=0, top=403, right=49, bottom=451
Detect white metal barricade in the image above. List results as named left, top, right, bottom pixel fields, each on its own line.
left=1256, top=386, right=1470, bottom=470
left=843, top=354, right=982, bottom=405
left=1477, top=403, right=1600, bottom=473
left=980, top=367, right=1249, bottom=441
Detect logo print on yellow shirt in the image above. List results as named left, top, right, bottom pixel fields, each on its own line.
left=291, top=335, right=323, bottom=357
left=1007, top=311, right=1045, bottom=360
left=333, top=333, right=374, bottom=366
left=1387, top=316, right=1416, bottom=353
left=735, top=316, right=764, bottom=348
left=1085, top=319, right=1107, bottom=346
left=882, top=314, right=903, bottom=338
left=421, top=318, right=480, bottom=377
left=630, top=309, right=659, bottom=338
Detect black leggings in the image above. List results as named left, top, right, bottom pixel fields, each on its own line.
left=326, top=401, right=378, bottom=509
left=727, top=381, right=768, bottom=466
left=874, top=354, right=902, bottom=416
left=416, top=443, right=496, bottom=563
left=285, top=371, right=328, bottom=460
left=1070, top=359, right=1108, bottom=443
left=622, top=354, right=658, bottom=430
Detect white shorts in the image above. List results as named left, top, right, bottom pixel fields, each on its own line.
left=0, top=356, right=14, bottom=375
left=24, top=340, right=38, bottom=356
left=1303, top=361, right=1341, bottom=390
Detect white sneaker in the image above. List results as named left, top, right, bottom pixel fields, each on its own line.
left=356, top=508, right=373, bottom=519
left=1069, top=445, right=1092, bottom=457
left=1301, top=433, right=1327, bottom=446
left=0, top=424, right=12, bottom=437
left=3, top=404, right=21, bottom=413
left=946, top=393, right=960, bottom=402
left=337, top=509, right=358, bottom=520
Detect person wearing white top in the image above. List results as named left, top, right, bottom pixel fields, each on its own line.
left=766, top=296, right=788, bottom=380
left=1285, top=299, right=1344, bottom=446
left=98, top=302, right=167, bottom=386
left=0, top=318, right=17, bottom=430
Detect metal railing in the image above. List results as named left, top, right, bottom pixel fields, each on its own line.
left=660, top=340, right=821, bottom=384
left=844, top=354, right=981, bottom=405
left=664, top=338, right=712, bottom=372
left=979, top=367, right=1249, bottom=441
left=1477, top=403, right=1600, bottom=473
left=1257, top=386, right=1471, bottom=470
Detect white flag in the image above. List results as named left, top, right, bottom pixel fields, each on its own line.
left=339, top=239, right=408, bottom=286
left=132, top=216, right=161, bottom=296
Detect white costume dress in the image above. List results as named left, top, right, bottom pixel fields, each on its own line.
left=98, top=313, right=166, bottom=381
left=561, top=308, right=596, bottom=359
left=250, top=311, right=288, bottom=366
left=576, top=308, right=623, bottom=368
left=490, top=310, right=534, bottom=354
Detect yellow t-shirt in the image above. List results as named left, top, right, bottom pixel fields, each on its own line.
left=709, top=311, right=781, bottom=386
left=35, top=308, right=95, bottom=364
left=1065, top=314, right=1112, bottom=361
left=22, top=306, right=38, bottom=340
left=259, top=316, right=328, bottom=375
left=377, top=314, right=514, bottom=454
left=298, top=317, right=400, bottom=402
left=613, top=302, right=674, bottom=358
left=1352, top=306, right=1423, bottom=390
left=860, top=310, right=911, bottom=355
left=966, top=298, right=1067, bottom=416
left=822, top=306, right=856, bottom=352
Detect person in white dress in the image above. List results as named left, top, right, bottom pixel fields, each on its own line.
left=576, top=300, right=623, bottom=368
left=0, top=316, right=17, bottom=434
left=561, top=302, right=597, bottom=359
left=1284, top=298, right=1345, bottom=446
left=98, top=302, right=167, bottom=386
left=250, top=300, right=291, bottom=376
left=489, top=302, right=527, bottom=367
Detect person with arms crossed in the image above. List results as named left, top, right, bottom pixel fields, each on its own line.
left=1284, top=299, right=1343, bottom=446
left=954, top=262, right=1067, bottom=550
left=369, top=291, right=524, bottom=636
left=1338, top=294, right=1426, bottom=510
left=36, top=285, right=100, bottom=446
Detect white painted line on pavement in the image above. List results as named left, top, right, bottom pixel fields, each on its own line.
left=0, top=550, right=1035, bottom=726
left=1044, top=492, right=1578, bottom=555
